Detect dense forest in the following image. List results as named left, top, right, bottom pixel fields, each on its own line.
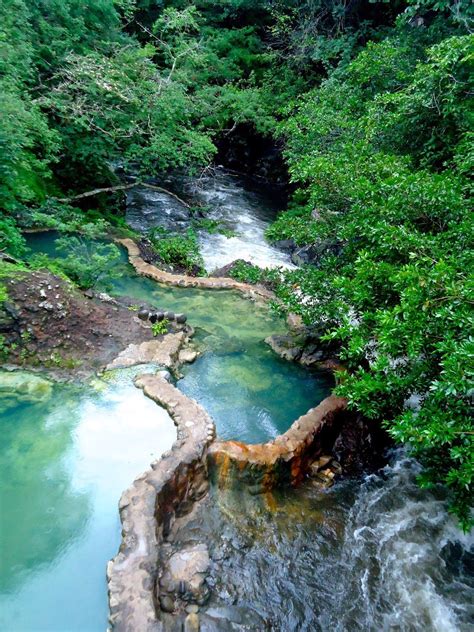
left=0, top=0, right=472, bottom=529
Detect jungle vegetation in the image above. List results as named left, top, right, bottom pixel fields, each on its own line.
left=0, top=0, right=472, bottom=527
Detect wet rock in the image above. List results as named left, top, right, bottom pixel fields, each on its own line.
left=160, top=594, right=176, bottom=613
left=291, top=238, right=342, bottom=267
left=308, top=455, right=332, bottom=476
left=176, top=313, right=187, bottom=324
left=0, top=371, right=53, bottom=410
left=200, top=606, right=268, bottom=631
left=272, top=238, right=295, bottom=251
left=265, top=334, right=302, bottom=362
left=137, top=309, right=149, bottom=321
left=184, top=613, right=200, bottom=632
left=158, top=370, right=172, bottom=382
left=164, top=311, right=175, bottom=321
left=156, top=311, right=165, bottom=322
left=149, top=312, right=157, bottom=324
left=160, top=543, right=211, bottom=608
left=179, top=348, right=198, bottom=364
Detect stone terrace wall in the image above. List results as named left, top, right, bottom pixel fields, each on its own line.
left=209, top=395, right=348, bottom=494
left=117, top=238, right=274, bottom=302
left=107, top=374, right=215, bottom=632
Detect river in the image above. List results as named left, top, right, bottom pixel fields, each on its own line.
left=0, top=171, right=472, bottom=631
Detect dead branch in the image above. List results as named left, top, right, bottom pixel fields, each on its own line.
left=55, top=181, right=192, bottom=209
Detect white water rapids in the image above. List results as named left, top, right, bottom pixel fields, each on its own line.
left=126, top=168, right=295, bottom=272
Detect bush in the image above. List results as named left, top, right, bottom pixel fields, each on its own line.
left=270, top=32, right=474, bottom=529
left=148, top=228, right=205, bottom=275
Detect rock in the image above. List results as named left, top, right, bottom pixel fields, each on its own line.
left=164, top=311, right=175, bottom=321
left=265, top=334, right=302, bottom=362
left=291, top=239, right=342, bottom=267
left=156, top=311, right=165, bottom=322
left=137, top=309, right=149, bottom=321
left=159, top=594, right=176, bottom=613
left=106, top=333, right=185, bottom=370
left=175, top=313, right=187, bottom=324
left=308, top=455, right=332, bottom=476
left=160, top=543, right=210, bottom=607
left=186, top=605, right=200, bottom=615
left=149, top=313, right=158, bottom=324
left=184, top=613, right=200, bottom=632
left=158, top=370, right=172, bottom=382
left=272, top=238, right=295, bottom=251
left=179, top=349, right=198, bottom=364
left=0, top=371, right=53, bottom=410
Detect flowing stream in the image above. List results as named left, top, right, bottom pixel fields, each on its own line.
left=0, top=173, right=472, bottom=631
left=126, top=168, right=295, bottom=272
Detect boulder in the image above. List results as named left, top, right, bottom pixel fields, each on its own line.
left=0, top=370, right=53, bottom=410
left=159, top=543, right=211, bottom=609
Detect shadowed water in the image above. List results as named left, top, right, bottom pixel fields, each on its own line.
left=183, top=455, right=474, bottom=631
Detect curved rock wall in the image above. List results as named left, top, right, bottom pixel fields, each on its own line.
left=107, top=374, right=215, bottom=631
left=117, top=238, right=274, bottom=302
left=209, top=395, right=348, bottom=494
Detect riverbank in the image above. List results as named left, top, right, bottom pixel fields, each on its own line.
left=0, top=261, right=193, bottom=378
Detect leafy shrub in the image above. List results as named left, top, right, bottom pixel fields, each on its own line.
left=151, top=319, right=170, bottom=337
left=271, top=32, right=474, bottom=529
left=149, top=228, right=205, bottom=275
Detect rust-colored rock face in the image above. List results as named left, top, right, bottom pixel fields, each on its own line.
left=209, top=395, right=348, bottom=493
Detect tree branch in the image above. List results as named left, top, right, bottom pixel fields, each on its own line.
left=55, top=181, right=192, bottom=209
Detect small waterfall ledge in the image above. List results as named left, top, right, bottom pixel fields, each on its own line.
left=209, top=395, right=348, bottom=494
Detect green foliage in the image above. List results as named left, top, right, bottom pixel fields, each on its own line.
left=192, top=218, right=237, bottom=238
left=269, top=24, right=474, bottom=528
left=53, top=237, right=121, bottom=290
left=151, top=319, right=170, bottom=337
left=0, top=218, right=27, bottom=258
left=149, top=228, right=205, bottom=274
left=0, top=0, right=471, bottom=529
left=228, top=261, right=264, bottom=285
left=228, top=260, right=281, bottom=288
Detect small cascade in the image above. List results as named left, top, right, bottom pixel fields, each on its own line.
left=190, top=169, right=295, bottom=272
left=125, top=168, right=295, bottom=272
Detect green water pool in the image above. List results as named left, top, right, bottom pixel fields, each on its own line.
left=0, top=367, right=176, bottom=631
